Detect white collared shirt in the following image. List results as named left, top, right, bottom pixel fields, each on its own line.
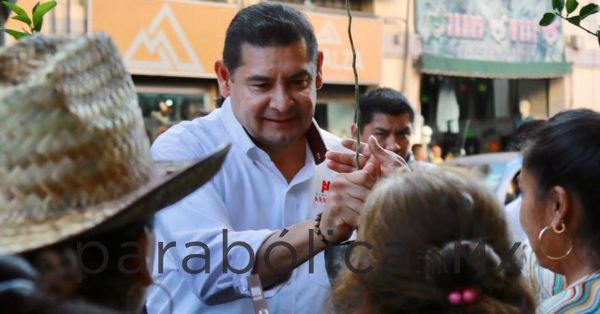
left=146, top=98, right=344, bottom=314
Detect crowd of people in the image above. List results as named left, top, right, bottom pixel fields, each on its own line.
left=1, top=2, right=600, bottom=314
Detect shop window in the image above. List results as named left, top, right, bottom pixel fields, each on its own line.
left=420, top=74, right=532, bottom=155
left=138, top=93, right=207, bottom=142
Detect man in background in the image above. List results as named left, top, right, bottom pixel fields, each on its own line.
left=351, top=88, right=433, bottom=170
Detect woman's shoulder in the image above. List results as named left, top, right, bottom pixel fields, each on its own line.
left=538, top=272, right=600, bottom=314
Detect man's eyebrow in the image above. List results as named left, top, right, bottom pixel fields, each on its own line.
left=246, top=75, right=272, bottom=83
left=289, top=70, right=312, bottom=80
left=373, top=127, right=390, bottom=133
left=395, top=127, right=412, bottom=134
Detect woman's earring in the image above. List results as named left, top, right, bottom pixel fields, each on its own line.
left=538, top=222, right=573, bottom=260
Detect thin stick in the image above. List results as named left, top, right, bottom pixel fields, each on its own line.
left=346, top=0, right=360, bottom=169
left=555, top=13, right=597, bottom=36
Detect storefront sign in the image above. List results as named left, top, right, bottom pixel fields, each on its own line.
left=416, top=0, right=564, bottom=63
left=8, top=0, right=381, bottom=84
left=91, top=1, right=381, bottom=84
left=306, top=12, right=382, bottom=84
left=90, top=0, right=235, bottom=78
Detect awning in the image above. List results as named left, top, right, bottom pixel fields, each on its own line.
left=420, top=55, right=571, bottom=79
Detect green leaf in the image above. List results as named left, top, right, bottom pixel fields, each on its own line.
left=567, top=15, right=581, bottom=25
left=11, top=15, right=31, bottom=25
left=579, top=3, right=599, bottom=20
left=553, top=0, right=564, bottom=12
left=2, top=28, right=29, bottom=40
left=539, top=12, right=557, bottom=26
left=566, top=0, right=579, bottom=14
left=32, top=1, right=56, bottom=32
left=2, top=1, right=31, bottom=23
left=31, top=2, right=40, bottom=16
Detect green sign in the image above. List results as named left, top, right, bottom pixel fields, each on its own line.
left=416, top=0, right=568, bottom=78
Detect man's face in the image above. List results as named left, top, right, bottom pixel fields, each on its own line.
left=217, top=40, right=323, bottom=150
left=360, top=112, right=412, bottom=159
left=413, top=146, right=427, bottom=161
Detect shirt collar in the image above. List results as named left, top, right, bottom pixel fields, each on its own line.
left=221, top=97, right=327, bottom=165
left=404, top=151, right=413, bottom=163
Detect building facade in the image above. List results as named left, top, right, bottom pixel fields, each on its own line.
left=5, top=0, right=600, bottom=152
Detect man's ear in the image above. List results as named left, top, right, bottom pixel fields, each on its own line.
left=351, top=124, right=357, bottom=138
left=549, top=186, right=570, bottom=226
left=315, top=51, right=324, bottom=90
left=215, top=60, right=231, bottom=97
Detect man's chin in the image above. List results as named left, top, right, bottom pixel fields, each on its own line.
left=257, top=133, right=304, bottom=149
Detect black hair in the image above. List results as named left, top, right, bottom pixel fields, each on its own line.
left=356, top=88, right=415, bottom=131
left=522, top=109, right=600, bottom=259
left=509, top=119, right=545, bottom=151
left=222, top=2, right=318, bottom=74
left=412, top=143, right=423, bottom=153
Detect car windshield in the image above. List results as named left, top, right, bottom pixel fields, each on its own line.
left=461, top=163, right=507, bottom=193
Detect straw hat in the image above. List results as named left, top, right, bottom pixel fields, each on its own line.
left=0, top=33, right=229, bottom=254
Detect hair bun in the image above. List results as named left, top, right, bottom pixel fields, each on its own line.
left=424, top=240, right=502, bottom=293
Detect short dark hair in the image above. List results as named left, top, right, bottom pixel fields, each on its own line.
left=522, top=109, right=600, bottom=259
left=222, top=2, right=318, bottom=74
left=411, top=143, right=423, bottom=152
left=356, top=88, right=415, bottom=131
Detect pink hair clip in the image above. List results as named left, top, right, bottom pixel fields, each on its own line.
left=448, top=288, right=478, bottom=305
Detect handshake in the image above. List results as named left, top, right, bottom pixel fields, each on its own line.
left=319, top=136, right=411, bottom=244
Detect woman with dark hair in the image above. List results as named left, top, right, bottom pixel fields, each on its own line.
left=332, top=169, right=535, bottom=313
left=519, top=109, right=600, bottom=312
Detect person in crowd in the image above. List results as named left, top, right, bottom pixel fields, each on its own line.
left=431, top=144, right=445, bottom=164
left=519, top=109, right=600, bottom=312
left=147, top=3, right=376, bottom=313
left=351, top=88, right=415, bottom=162
left=0, top=33, right=227, bottom=313
left=332, top=169, right=536, bottom=313
left=0, top=255, right=115, bottom=314
left=412, top=143, right=428, bottom=162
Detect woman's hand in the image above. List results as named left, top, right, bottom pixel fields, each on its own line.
left=326, top=136, right=410, bottom=177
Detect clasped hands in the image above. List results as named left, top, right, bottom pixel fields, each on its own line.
left=319, top=136, right=409, bottom=244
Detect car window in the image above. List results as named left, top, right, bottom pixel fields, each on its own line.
left=458, top=163, right=507, bottom=193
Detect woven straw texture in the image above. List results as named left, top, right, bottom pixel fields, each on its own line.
left=0, top=34, right=227, bottom=254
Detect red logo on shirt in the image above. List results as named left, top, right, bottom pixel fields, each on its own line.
left=321, top=180, right=330, bottom=193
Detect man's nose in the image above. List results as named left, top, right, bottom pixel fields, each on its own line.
left=270, top=85, right=293, bottom=112
left=384, top=135, right=400, bottom=152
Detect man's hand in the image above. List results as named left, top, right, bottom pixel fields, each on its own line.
left=318, top=161, right=377, bottom=244
left=326, top=136, right=410, bottom=176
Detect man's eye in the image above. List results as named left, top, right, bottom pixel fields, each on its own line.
left=250, top=83, right=269, bottom=90
left=292, top=79, right=310, bottom=88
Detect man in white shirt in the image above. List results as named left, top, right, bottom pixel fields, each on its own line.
left=146, top=3, right=377, bottom=313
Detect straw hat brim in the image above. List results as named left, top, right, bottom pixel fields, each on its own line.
left=0, top=143, right=230, bottom=255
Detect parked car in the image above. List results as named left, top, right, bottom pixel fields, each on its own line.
left=443, top=152, right=522, bottom=205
